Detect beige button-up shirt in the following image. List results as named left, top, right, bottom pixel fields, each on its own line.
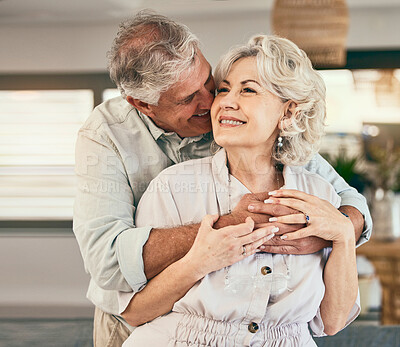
left=73, top=96, right=213, bottom=314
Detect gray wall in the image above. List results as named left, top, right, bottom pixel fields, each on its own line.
left=1, top=6, right=400, bottom=73
left=0, top=229, right=92, bottom=318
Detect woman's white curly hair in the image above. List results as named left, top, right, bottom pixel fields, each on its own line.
left=214, top=34, right=326, bottom=166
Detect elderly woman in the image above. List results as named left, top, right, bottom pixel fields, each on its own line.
left=118, top=35, right=360, bottom=346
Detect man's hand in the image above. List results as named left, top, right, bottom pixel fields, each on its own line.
left=262, top=230, right=330, bottom=254
left=213, top=192, right=317, bottom=253
left=252, top=221, right=330, bottom=254
left=214, top=192, right=299, bottom=228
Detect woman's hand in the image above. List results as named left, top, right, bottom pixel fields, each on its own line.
left=264, top=189, right=355, bottom=245
left=183, top=214, right=276, bottom=280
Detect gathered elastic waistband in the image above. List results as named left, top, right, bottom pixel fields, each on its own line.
left=172, top=312, right=309, bottom=346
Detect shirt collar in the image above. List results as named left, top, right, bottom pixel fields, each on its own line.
left=137, top=109, right=213, bottom=144
left=136, top=110, right=165, bottom=140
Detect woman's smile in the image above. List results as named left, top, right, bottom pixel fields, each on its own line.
left=218, top=115, right=247, bottom=127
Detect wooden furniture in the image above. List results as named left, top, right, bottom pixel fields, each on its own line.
left=357, top=238, right=400, bottom=324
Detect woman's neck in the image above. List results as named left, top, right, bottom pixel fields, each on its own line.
left=226, top=147, right=281, bottom=193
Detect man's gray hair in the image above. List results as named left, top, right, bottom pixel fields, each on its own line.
left=107, top=10, right=200, bottom=105
left=214, top=34, right=326, bottom=166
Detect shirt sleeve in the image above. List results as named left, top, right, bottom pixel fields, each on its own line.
left=303, top=153, right=372, bottom=247
left=73, top=129, right=151, bottom=293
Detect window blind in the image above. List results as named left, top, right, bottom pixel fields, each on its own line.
left=0, top=90, right=93, bottom=220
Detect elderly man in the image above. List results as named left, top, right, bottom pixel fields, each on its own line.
left=73, top=10, right=372, bottom=346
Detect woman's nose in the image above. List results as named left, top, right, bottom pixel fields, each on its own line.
left=219, top=91, right=238, bottom=110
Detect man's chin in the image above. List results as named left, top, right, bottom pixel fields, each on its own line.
left=182, top=118, right=212, bottom=137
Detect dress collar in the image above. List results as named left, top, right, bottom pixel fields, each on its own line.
left=211, top=148, right=303, bottom=214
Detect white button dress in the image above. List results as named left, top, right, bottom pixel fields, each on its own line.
left=119, top=149, right=360, bottom=347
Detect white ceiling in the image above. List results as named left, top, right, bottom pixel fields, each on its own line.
left=1, top=0, right=400, bottom=26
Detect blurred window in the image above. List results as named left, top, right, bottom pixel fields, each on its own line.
left=319, top=68, right=400, bottom=158
left=0, top=90, right=93, bottom=220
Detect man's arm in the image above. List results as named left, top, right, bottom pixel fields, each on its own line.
left=73, top=130, right=152, bottom=292
left=242, top=154, right=372, bottom=255
left=142, top=224, right=198, bottom=280
left=339, top=205, right=364, bottom=243
left=308, top=153, right=372, bottom=246
left=143, top=192, right=297, bottom=279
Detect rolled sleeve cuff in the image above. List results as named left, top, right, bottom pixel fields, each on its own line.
left=340, top=195, right=373, bottom=248
left=117, top=291, right=136, bottom=315
left=116, top=226, right=152, bottom=292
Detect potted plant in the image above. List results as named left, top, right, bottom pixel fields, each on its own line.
left=366, top=142, right=400, bottom=240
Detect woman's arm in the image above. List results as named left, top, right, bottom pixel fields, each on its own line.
left=122, top=215, right=275, bottom=326
left=319, top=227, right=358, bottom=335
left=264, top=189, right=358, bottom=335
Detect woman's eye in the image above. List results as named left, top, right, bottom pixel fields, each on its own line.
left=242, top=87, right=256, bottom=94
left=216, top=88, right=229, bottom=95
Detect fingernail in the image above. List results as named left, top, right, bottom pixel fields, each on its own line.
left=266, top=233, right=275, bottom=241
left=269, top=191, right=277, bottom=195
left=271, top=226, right=279, bottom=233
left=264, top=199, right=274, bottom=204
left=248, top=205, right=255, bottom=211
left=269, top=217, right=277, bottom=222
left=259, top=245, right=265, bottom=250
left=280, top=235, right=287, bottom=240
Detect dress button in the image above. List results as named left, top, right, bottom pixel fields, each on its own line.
left=261, top=266, right=272, bottom=275
left=248, top=322, right=259, bottom=333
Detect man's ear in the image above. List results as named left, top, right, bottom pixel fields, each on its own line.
left=280, top=101, right=298, bottom=130
left=126, top=96, right=155, bottom=117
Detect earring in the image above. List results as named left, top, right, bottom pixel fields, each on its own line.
left=277, top=136, right=283, bottom=148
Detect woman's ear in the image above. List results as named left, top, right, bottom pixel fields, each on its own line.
left=280, top=101, right=298, bottom=130
left=285, top=101, right=297, bottom=119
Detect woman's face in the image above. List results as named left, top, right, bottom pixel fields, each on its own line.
left=211, top=57, right=286, bottom=153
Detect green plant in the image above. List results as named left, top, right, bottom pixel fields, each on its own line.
left=367, top=143, right=400, bottom=192
left=322, top=149, right=369, bottom=193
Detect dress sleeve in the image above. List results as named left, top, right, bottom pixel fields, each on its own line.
left=309, top=248, right=361, bottom=337
left=135, top=175, right=182, bottom=228
left=117, top=173, right=183, bottom=314
left=310, top=292, right=361, bottom=337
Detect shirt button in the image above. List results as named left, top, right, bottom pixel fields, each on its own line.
left=261, top=266, right=272, bottom=275
left=248, top=322, right=259, bottom=333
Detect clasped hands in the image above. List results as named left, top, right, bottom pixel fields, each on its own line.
left=215, top=189, right=354, bottom=255
left=186, top=189, right=354, bottom=278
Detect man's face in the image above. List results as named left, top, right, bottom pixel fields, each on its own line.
left=146, top=51, right=215, bottom=138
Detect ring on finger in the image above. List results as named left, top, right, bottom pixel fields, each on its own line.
left=241, top=245, right=247, bottom=256
left=303, top=213, right=310, bottom=225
